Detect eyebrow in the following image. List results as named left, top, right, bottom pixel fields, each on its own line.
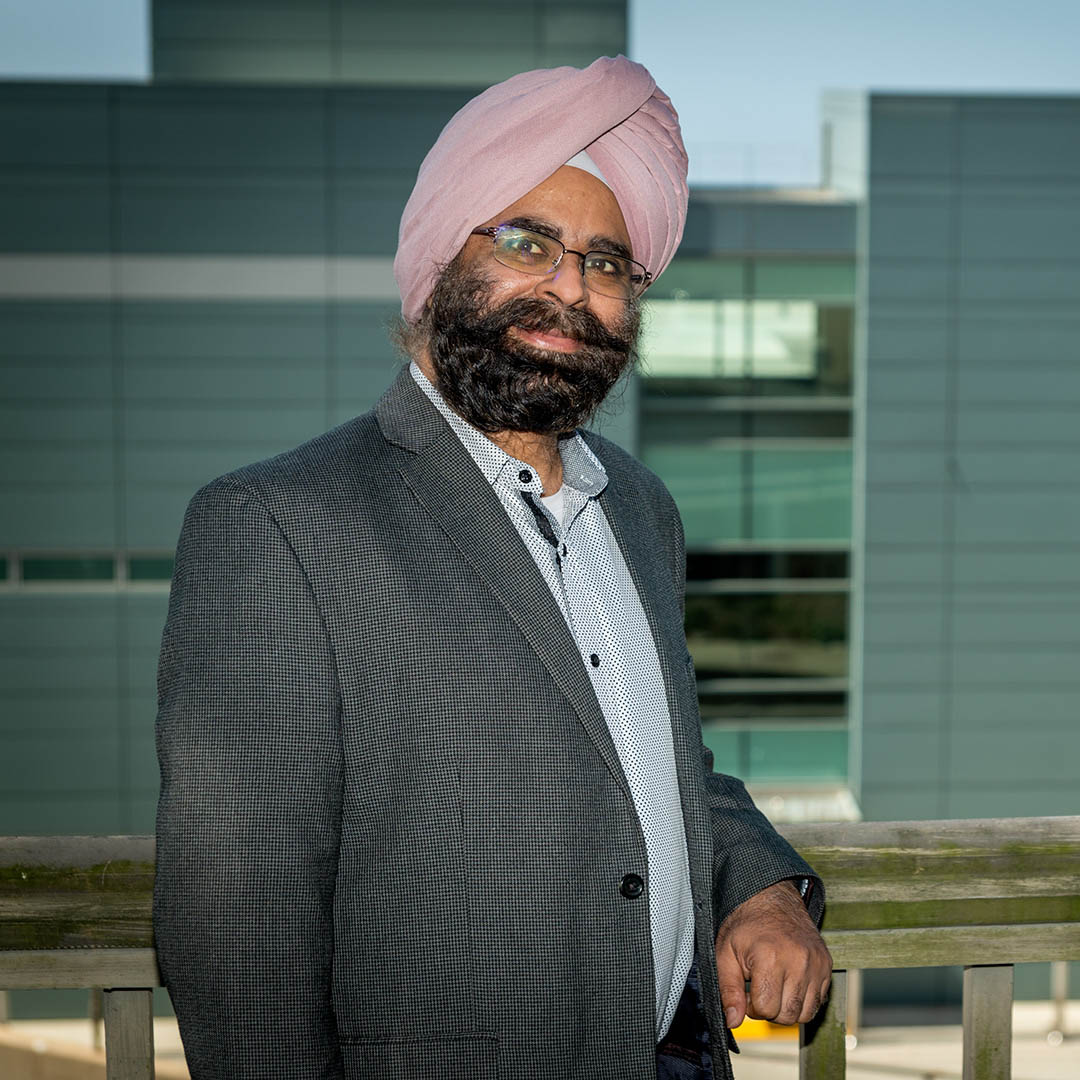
left=501, top=216, right=635, bottom=263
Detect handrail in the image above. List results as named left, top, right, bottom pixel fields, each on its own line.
left=2, top=817, right=1078, bottom=1079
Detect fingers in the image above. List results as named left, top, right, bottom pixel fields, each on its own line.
left=746, top=946, right=834, bottom=1026
left=714, top=942, right=748, bottom=1030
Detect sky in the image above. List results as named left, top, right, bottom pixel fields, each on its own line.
left=1, top=0, right=1079, bottom=185
left=629, top=0, right=1080, bottom=185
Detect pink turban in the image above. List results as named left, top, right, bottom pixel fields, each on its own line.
left=394, top=55, right=689, bottom=322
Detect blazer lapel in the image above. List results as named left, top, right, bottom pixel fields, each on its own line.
left=376, top=369, right=632, bottom=800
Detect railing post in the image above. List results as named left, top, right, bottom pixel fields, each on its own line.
left=962, top=964, right=1013, bottom=1080
left=800, top=968, right=846, bottom=1079
left=103, top=988, right=155, bottom=1080
left=1049, top=960, right=1068, bottom=1039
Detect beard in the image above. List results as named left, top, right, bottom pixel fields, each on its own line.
left=422, top=257, right=641, bottom=436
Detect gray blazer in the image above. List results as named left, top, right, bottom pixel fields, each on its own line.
left=154, top=366, right=822, bottom=1080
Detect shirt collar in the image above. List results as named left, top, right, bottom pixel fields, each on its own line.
left=409, top=361, right=608, bottom=498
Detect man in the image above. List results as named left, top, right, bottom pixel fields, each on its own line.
left=154, top=56, right=831, bottom=1080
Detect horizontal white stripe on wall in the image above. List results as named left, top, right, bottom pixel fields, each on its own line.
left=0, top=255, right=399, bottom=301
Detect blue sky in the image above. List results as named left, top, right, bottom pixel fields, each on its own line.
left=630, top=0, right=1080, bottom=184
left=2, top=0, right=1079, bottom=185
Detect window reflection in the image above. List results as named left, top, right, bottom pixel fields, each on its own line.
left=640, top=299, right=852, bottom=395
left=685, top=592, right=848, bottom=680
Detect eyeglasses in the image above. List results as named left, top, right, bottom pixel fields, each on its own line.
left=470, top=225, right=651, bottom=300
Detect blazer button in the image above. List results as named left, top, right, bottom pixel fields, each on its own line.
left=620, top=873, right=644, bottom=899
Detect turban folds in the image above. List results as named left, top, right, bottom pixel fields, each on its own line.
left=394, top=55, right=689, bottom=322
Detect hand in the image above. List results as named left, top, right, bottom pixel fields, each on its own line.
left=713, top=880, right=832, bottom=1029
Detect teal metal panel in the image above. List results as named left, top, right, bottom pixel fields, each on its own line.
left=860, top=783, right=941, bottom=822
left=0, top=360, right=113, bottom=402
left=123, top=486, right=203, bottom=550
left=955, top=314, right=1079, bottom=365
left=861, top=645, right=942, bottom=688
left=865, top=316, right=949, bottom=363
left=112, top=85, right=326, bottom=171
left=861, top=690, right=943, bottom=731
left=745, top=728, right=847, bottom=782
left=0, top=175, right=110, bottom=252
left=122, top=402, right=328, bottom=444
left=863, top=490, right=945, bottom=545
left=749, top=449, right=851, bottom=542
left=869, top=99, right=955, bottom=178
left=116, top=176, right=326, bottom=254
left=331, top=88, right=476, bottom=173
left=0, top=730, right=120, bottom=793
left=2, top=489, right=118, bottom=548
left=0, top=797, right=124, bottom=835
left=861, top=600, right=944, bottom=648
left=0, top=302, right=112, bottom=359
left=863, top=549, right=946, bottom=590
left=333, top=177, right=412, bottom=254
left=121, top=301, right=328, bottom=361
left=944, top=785, right=1079, bottom=818
left=865, top=404, right=947, bottom=445
left=0, top=86, right=109, bottom=167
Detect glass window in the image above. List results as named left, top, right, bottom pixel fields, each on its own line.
left=750, top=449, right=852, bottom=542
left=640, top=298, right=853, bottom=395
left=638, top=444, right=742, bottom=547
left=685, top=592, right=848, bottom=680
left=21, top=556, right=114, bottom=582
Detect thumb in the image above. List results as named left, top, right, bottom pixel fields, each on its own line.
left=714, top=940, right=748, bottom=1030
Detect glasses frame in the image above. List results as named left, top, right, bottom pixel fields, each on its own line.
left=470, top=224, right=652, bottom=299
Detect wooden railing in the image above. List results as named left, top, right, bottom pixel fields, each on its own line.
left=1, top=817, right=1078, bottom=1079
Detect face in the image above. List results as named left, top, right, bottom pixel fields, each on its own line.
left=419, top=165, right=642, bottom=436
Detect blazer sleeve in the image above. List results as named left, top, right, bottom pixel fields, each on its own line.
left=154, top=477, right=345, bottom=1080
left=664, top=496, right=826, bottom=933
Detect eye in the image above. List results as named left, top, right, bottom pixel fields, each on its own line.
left=584, top=253, right=629, bottom=279
left=498, top=229, right=557, bottom=265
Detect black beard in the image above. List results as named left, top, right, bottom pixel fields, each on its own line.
left=423, top=259, right=640, bottom=436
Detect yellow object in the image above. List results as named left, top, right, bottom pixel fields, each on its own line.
left=731, top=1016, right=799, bottom=1041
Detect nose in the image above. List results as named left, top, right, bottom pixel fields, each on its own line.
left=536, top=250, right=589, bottom=308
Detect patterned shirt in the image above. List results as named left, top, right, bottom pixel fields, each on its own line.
left=410, top=363, right=695, bottom=1041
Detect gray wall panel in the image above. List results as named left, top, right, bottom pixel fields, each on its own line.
left=112, top=87, right=326, bottom=170
left=951, top=549, right=1080, bottom=588
left=857, top=92, right=1080, bottom=830
left=116, top=177, right=327, bottom=254
left=863, top=548, right=947, bottom=589
left=0, top=176, right=111, bottom=253
left=862, top=690, right=943, bottom=730
left=955, top=315, right=1079, bottom=365
left=865, top=490, right=946, bottom=544
left=0, top=87, right=109, bottom=167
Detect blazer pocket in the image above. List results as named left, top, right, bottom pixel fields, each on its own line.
left=341, top=1033, right=498, bottom=1079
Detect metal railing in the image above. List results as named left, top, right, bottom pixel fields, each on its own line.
left=1, top=817, right=1078, bottom=1079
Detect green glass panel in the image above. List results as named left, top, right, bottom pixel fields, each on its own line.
left=686, top=592, right=848, bottom=679
left=21, top=557, right=114, bottom=582
left=753, top=260, right=855, bottom=300
left=646, top=257, right=746, bottom=300
left=746, top=728, right=848, bottom=782
left=700, top=727, right=741, bottom=777
left=750, top=449, right=852, bottom=542
left=128, top=556, right=174, bottom=582
left=0, top=556, right=7, bottom=581
left=638, top=444, right=742, bottom=547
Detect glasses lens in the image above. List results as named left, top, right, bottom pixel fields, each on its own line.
left=492, top=227, right=561, bottom=273
left=582, top=253, right=640, bottom=299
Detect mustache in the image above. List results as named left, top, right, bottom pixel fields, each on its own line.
left=479, top=297, right=634, bottom=354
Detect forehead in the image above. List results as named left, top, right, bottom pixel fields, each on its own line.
left=477, top=164, right=632, bottom=255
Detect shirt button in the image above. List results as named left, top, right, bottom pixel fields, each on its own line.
left=620, top=873, right=644, bottom=899
left=518, top=469, right=532, bottom=484
left=589, top=653, right=600, bottom=668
